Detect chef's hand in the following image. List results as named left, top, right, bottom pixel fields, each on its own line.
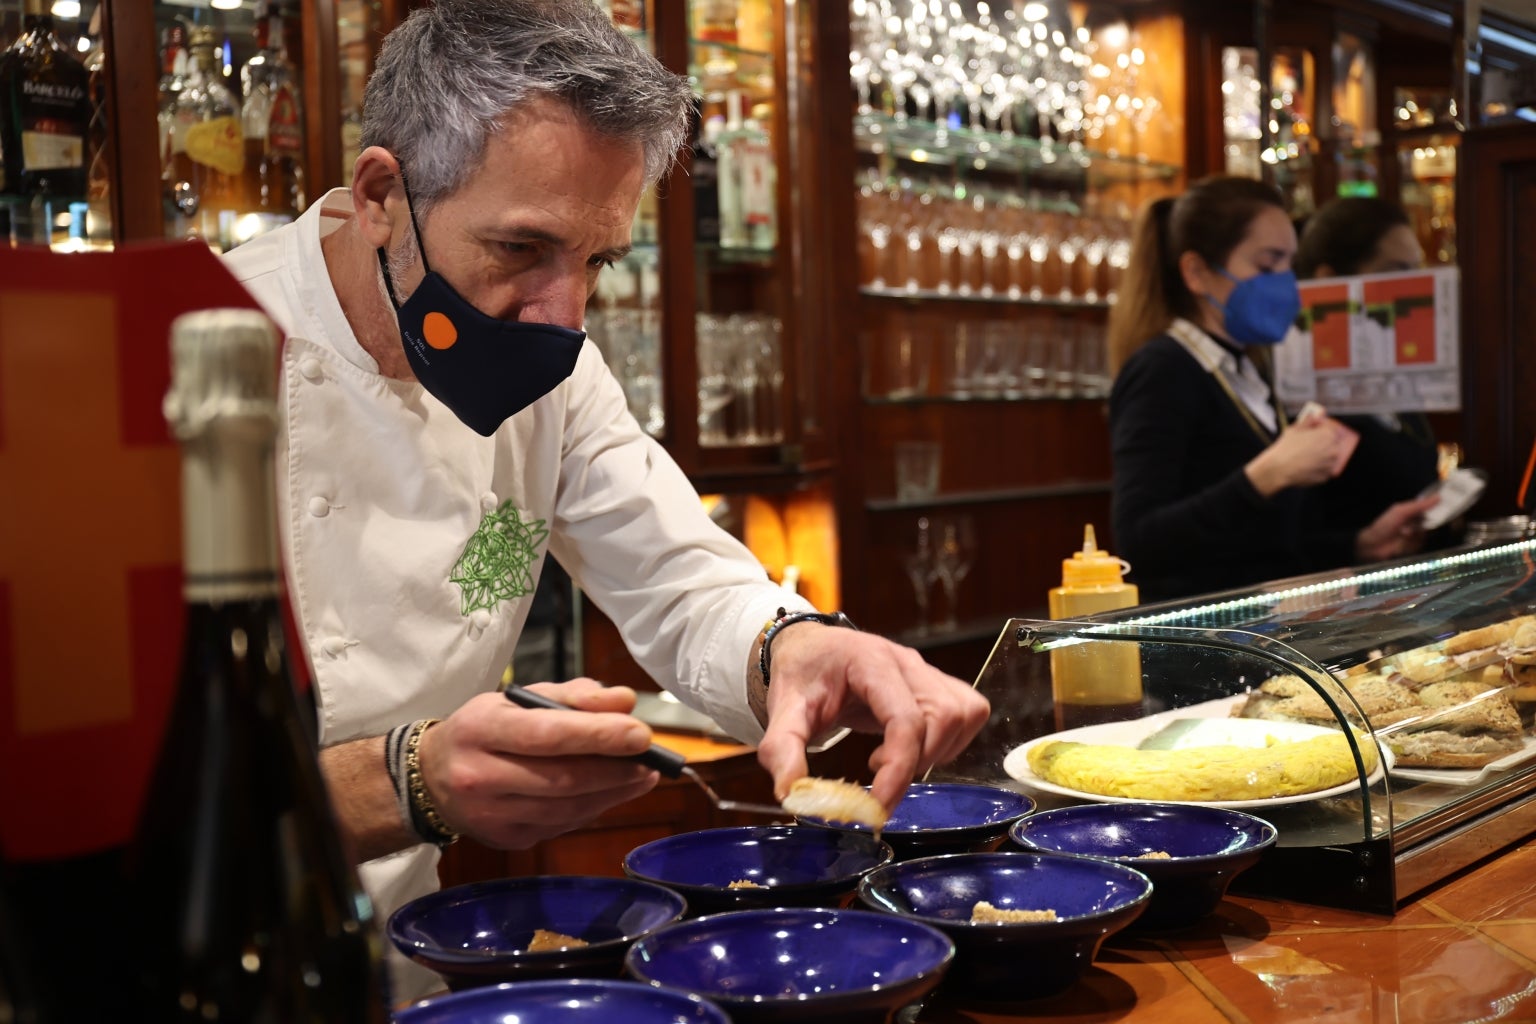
left=1357, top=494, right=1440, bottom=562
left=1245, top=415, right=1354, bottom=496
left=416, top=679, right=659, bottom=850
left=753, top=626, right=990, bottom=812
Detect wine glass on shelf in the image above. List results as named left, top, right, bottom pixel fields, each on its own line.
left=904, top=516, right=938, bottom=636
left=932, top=514, right=976, bottom=630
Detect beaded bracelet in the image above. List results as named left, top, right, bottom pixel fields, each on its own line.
left=758, top=607, right=859, bottom=690
left=403, top=718, right=460, bottom=847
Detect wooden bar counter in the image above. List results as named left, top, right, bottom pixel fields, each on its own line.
left=438, top=736, right=1536, bottom=1023
left=930, top=834, right=1536, bottom=1023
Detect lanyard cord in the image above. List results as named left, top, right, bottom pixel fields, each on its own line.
left=1167, top=319, right=1287, bottom=444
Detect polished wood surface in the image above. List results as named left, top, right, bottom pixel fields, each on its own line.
left=932, top=834, right=1536, bottom=1022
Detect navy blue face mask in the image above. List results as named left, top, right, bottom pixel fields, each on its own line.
left=1207, top=268, right=1303, bottom=346
left=377, top=177, right=586, bottom=437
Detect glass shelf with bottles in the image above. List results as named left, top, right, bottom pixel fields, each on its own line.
left=859, top=316, right=1111, bottom=407
left=853, top=112, right=1178, bottom=185
left=854, top=170, right=1132, bottom=307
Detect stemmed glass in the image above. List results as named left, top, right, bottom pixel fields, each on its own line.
left=932, top=514, right=976, bottom=629
left=904, top=516, right=938, bottom=635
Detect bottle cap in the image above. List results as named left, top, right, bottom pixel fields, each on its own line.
left=164, top=309, right=279, bottom=439
left=1060, top=523, right=1130, bottom=588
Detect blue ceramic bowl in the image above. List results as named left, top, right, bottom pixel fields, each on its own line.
left=622, top=825, right=893, bottom=916
left=856, top=851, right=1152, bottom=1004
left=395, top=978, right=730, bottom=1024
left=625, top=906, right=954, bottom=1024
left=798, top=782, right=1036, bottom=860
left=386, top=875, right=687, bottom=991
left=1008, top=802, right=1277, bottom=930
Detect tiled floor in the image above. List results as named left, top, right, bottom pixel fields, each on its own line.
left=913, top=838, right=1536, bottom=1023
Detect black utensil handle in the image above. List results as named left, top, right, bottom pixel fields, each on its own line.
left=502, top=685, right=687, bottom=779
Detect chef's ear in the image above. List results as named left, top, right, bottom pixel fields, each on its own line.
left=352, top=146, right=405, bottom=249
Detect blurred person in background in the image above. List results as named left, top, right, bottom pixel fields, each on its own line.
left=1106, top=176, right=1437, bottom=601
left=1294, top=196, right=1445, bottom=548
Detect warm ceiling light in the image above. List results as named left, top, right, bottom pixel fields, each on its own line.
left=210, top=0, right=243, bottom=9
left=1022, top=3, right=1049, bottom=21
left=50, top=1, right=81, bottom=17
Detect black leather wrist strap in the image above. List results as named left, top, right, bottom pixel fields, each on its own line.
left=758, top=607, right=859, bottom=689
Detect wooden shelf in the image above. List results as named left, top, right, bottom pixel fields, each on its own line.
left=860, top=286, right=1111, bottom=310
left=866, top=480, right=1112, bottom=513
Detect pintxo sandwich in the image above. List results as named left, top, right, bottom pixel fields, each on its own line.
left=1235, top=615, right=1536, bottom=769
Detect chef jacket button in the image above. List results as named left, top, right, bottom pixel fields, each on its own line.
left=298, top=357, right=324, bottom=383
left=470, top=609, right=492, bottom=632
left=480, top=492, right=499, bottom=512
left=307, top=495, right=331, bottom=518
left=320, top=636, right=353, bottom=657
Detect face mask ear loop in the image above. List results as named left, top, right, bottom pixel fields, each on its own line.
left=397, top=166, right=434, bottom=276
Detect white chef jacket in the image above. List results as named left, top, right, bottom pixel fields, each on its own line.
left=223, top=189, right=810, bottom=1000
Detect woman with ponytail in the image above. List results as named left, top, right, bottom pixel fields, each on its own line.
left=1106, top=176, right=1437, bottom=601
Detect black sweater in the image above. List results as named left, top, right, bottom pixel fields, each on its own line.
left=1109, top=334, right=1357, bottom=602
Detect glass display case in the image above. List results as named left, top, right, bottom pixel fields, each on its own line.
left=937, top=539, right=1536, bottom=914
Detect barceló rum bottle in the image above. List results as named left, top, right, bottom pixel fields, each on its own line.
left=129, top=309, right=389, bottom=1021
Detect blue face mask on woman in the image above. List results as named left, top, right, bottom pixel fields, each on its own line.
left=1208, top=268, right=1302, bottom=346
left=377, top=175, right=586, bottom=437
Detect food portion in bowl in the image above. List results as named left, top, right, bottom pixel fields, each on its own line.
left=1009, top=802, right=1277, bottom=930
left=386, top=875, right=686, bottom=990
left=857, top=851, right=1151, bottom=1004
left=622, top=825, right=892, bottom=916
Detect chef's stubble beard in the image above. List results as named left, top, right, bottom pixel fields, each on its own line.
left=377, top=227, right=422, bottom=310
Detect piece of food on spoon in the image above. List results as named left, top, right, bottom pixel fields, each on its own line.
left=782, top=776, right=891, bottom=830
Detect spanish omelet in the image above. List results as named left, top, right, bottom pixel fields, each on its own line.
left=1026, top=732, right=1377, bottom=802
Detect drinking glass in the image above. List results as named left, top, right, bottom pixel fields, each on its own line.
left=894, top=441, right=942, bottom=502
left=932, top=514, right=976, bottom=629
left=904, top=516, right=938, bottom=635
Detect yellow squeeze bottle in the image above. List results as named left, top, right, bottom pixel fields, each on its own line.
left=1047, top=525, right=1143, bottom=730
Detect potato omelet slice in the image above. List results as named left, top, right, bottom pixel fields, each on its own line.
left=1027, top=732, right=1378, bottom=802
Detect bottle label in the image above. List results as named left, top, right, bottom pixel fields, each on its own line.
left=267, top=84, right=303, bottom=156
left=740, top=136, right=774, bottom=228
left=21, top=128, right=84, bottom=171
left=185, top=116, right=245, bottom=176
left=13, top=78, right=89, bottom=172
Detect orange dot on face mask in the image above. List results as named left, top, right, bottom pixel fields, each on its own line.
left=423, top=311, right=458, bottom=350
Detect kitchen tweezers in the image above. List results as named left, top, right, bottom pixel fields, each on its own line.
left=503, top=685, right=789, bottom=818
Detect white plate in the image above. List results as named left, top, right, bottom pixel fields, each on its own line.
left=1419, top=467, right=1488, bottom=531
left=1389, top=734, right=1536, bottom=787
left=1002, top=695, right=1388, bottom=810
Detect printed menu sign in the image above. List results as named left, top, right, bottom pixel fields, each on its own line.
left=1274, top=266, right=1460, bottom=414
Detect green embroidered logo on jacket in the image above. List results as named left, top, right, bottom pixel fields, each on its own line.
left=451, top=500, right=549, bottom=615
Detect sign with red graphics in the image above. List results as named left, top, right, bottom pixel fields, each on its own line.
left=1274, top=266, right=1460, bottom=415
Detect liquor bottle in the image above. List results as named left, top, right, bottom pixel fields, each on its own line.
left=157, top=23, right=189, bottom=233
left=241, top=2, right=305, bottom=236
left=716, top=90, right=745, bottom=248
left=0, top=0, right=91, bottom=242
left=129, top=309, right=389, bottom=1022
left=1048, top=524, right=1143, bottom=731
left=83, top=22, right=111, bottom=248
left=691, top=0, right=739, bottom=44
left=167, top=26, right=244, bottom=247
